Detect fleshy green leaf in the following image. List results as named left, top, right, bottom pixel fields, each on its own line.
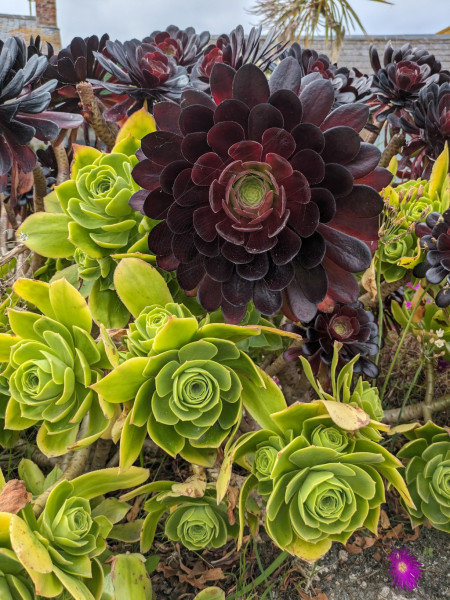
left=18, top=213, right=74, bottom=258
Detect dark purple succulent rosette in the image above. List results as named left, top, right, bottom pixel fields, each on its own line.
left=414, top=210, right=450, bottom=308
left=44, top=34, right=111, bottom=113
left=132, top=59, right=390, bottom=324
left=144, top=25, right=210, bottom=71
left=285, top=43, right=373, bottom=107
left=90, top=39, right=189, bottom=121
left=190, top=25, right=284, bottom=90
left=284, top=302, right=380, bottom=378
left=0, top=37, right=83, bottom=188
left=369, top=42, right=450, bottom=121
left=395, top=82, right=450, bottom=178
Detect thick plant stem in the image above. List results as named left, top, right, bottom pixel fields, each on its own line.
left=77, top=82, right=118, bottom=148
left=266, top=339, right=303, bottom=377
left=52, top=142, right=70, bottom=184
left=379, top=132, right=406, bottom=168
left=423, top=360, right=435, bottom=422
left=32, top=447, right=91, bottom=517
left=383, top=394, right=450, bottom=423
left=0, top=243, right=28, bottom=267
left=360, top=119, right=383, bottom=144
left=29, top=164, right=47, bottom=275
left=90, top=438, right=113, bottom=471
left=227, top=549, right=290, bottom=600
left=359, top=273, right=410, bottom=309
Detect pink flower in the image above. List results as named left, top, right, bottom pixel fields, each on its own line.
left=388, top=547, right=423, bottom=590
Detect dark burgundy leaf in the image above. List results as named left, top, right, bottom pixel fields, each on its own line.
left=248, top=104, right=284, bottom=142
left=319, top=224, right=372, bottom=272
left=172, top=233, right=197, bottom=262
left=177, top=256, right=205, bottom=290
left=282, top=171, right=311, bottom=204
left=213, top=99, right=250, bottom=132
left=181, top=89, right=217, bottom=110
left=271, top=227, right=302, bottom=265
left=269, top=57, right=302, bottom=95
left=321, top=126, right=361, bottom=164
left=236, top=253, right=269, bottom=280
left=141, top=131, right=183, bottom=166
left=193, top=233, right=220, bottom=258
left=253, top=279, right=282, bottom=315
left=228, top=141, right=263, bottom=162
left=262, top=128, right=296, bottom=159
left=204, top=255, right=235, bottom=282
left=181, top=132, right=210, bottom=163
left=198, top=275, right=223, bottom=311
left=157, top=254, right=179, bottom=271
left=216, top=219, right=245, bottom=245
left=322, top=256, right=360, bottom=303
left=207, top=121, right=245, bottom=159
left=246, top=228, right=278, bottom=253
left=232, top=63, right=270, bottom=109
left=266, top=153, right=293, bottom=180
left=285, top=278, right=319, bottom=323
left=179, top=104, right=215, bottom=135
left=153, top=101, right=182, bottom=134
left=221, top=300, right=248, bottom=324
left=222, top=271, right=254, bottom=306
left=192, top=153, right=224, bottom=186
left=268, top=89, right=303, bottom=132
left=297, top=232, right=326, bottom=269
left=167, top=203, right=194, bottom=234
left=264, top=261, right=294, bottom=290
left=320, top=103, right=369, bottom=133
left=131, top=159, right=161, bottom=191
left=193, top=206, right=221, bottom=242
left=143, top=188, right=173, bottom=219
left=221, top=241, right=253, bottom=264
left=291, top=261, right=328, bottom=304
left=321, top=164, right=353, bottom=197
left=160, top=160, right=190, bottom=194
left=291, top=123, right=325, bottom=153
left=337, top=185, right=384, bottom=218
left=354, top=166, right=392, bottom=190
left=148, top=220, right=174, bottom=255
left=290, top=149, right=325, bottom=185
left=345, top=143, right=380, bottom=179
left=288, top=201, right=320, bottom=238
left=328, top=214, right=380, bottom=242
left=310, top=188, right=336, bottom=223
left=210, top=62, right=235, bottom=104
left=300, top=79, right=334, bottom=126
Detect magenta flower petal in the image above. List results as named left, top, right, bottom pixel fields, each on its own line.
left=388, top=548, right=423, bottom=591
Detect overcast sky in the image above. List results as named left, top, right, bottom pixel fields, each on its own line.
left=0, top=0, right=449, bottom=44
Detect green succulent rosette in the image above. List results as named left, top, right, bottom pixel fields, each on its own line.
left=395, top=421, right=450, bottom=532
left=0, top=467, right=148, bottom=600
left=0, top=371, right=18, bottom=450
left=265, top=441, right=412, bottom=561
left=37, top=480, right=109, bottom=577
left=0, top=278, right=115, bottom=457
left=377, top=147, right=450, bottom=283
left=126, top=303, right=195, bottom=357
left=17, top=111, right=158, bottom=329
left=94, top=309, right=287, bottom=469
left=121, top=483, right=237, bottom=553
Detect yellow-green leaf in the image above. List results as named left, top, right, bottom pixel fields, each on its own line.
left=17, top=213, right=74, bottom=258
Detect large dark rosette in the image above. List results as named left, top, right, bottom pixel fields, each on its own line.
left=284, top=302, right=380, bottom=377
left=370, top=41, right=450, bottom=121
left=90, top=39, right=189, bottom=120
left=414, top=210, right=450, bottom=308
left=144, top=25, right=210, bottom=71
left=190, top=25, right=284, bottom=89
left=286, top=43, right=372, bottom=107
left=133, top=60, right=389, bottom=323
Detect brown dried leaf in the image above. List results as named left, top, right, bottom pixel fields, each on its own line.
left=126, top=494, right=144, bottom=522
left=361, top=261, right=377, bottom=300
left=226, top=486, right=239, bottom=526
left=0, top=480, right=31, bottom=514
left=380, top=509, right=391, bottom=530
left=171, top=474, right=206, bottom=499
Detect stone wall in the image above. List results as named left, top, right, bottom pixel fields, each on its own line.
left=36, top=0, right=57, bottom=27
left=0, top=0, right=61, bottom=49
left=308, top=34, right=450, bottom=73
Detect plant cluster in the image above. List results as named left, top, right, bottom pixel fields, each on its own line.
left=0, top=21, right=449, bottom=599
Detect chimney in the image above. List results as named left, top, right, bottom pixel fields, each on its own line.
left=35, top=0, right=58, bottom=27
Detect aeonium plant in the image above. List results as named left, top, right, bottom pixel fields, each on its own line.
left=121, top=477, right=238, bottom=553
left=0, top=466, right=148, bottom=600
left=392, top=421, right=450, bottom=533
left=93, top=258, right=292, bottom=469
left=0, top=277, right=115, bottom=457
left=17, top=108, right=157, bottom=329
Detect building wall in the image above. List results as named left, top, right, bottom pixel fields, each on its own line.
left=0, top=0, right=61, bottom=50
left=307, top=35, right=450, bottom=73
